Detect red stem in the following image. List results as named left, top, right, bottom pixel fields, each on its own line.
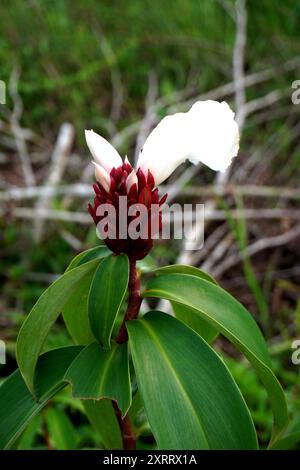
left=116, top=259, right=142, bottom=344
left=112, top=401, right=136, bottom=450
left=114, top=259, right=142, bottom=449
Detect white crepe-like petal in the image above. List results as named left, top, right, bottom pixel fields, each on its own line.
left=137, top=113, right=188, bottom=186
left=92, top=161, right=111, bottom=192
left=136, top=100, right=239, bottom=186
left=85, top=130, right=123, bottom=173
left=187, top=101, right=239, bottom=171
left=126, top=169, right=138, bottom=193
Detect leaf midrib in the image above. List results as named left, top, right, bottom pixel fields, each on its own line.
left=139, top=319, right=210, bottom=449
left=143, top=280, right=289, bottom=443
left=144, top=285, right=269, bottom=370
left=98, top=345, right=118, bottom=394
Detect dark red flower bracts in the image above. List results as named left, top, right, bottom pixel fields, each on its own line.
left=88, top=160, right=167, bottom=260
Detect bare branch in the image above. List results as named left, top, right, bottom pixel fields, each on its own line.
left=134, top=71, right=158, bottom=165
left=177, top=1, right=248, bottom=264
left=60, top=229, right=83, bottom=250
left=8, top=66, right=36, bottom=187
left=2, top=183, right=300, bottom=202
left=243, top=89, right=284, bottom=116
left=204, top=208, right=300, bottom=221
left=167, top=55, right=300, bottom=113
left=212, top=224, right=300, bottom=278
left=34, top=123, right=75, bottom=241
left=193, top=223, right=229, bottom=265
left=0, top=183, right=92, bottom=201
left=11, top=207, right=91, bottom=223
left=200, top=233, right=233, bottom=273
left=6, top=207, right=300, bottom=225
left=166, top=163, right=202, bottom=204
left=233, top=0, right=247, bottom=127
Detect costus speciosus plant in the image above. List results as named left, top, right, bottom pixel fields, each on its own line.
left=0, top=101, right=289, bottom=450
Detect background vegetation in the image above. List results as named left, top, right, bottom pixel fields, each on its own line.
left=0, top=0, right=299, bottom=449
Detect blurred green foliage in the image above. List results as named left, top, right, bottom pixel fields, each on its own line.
left=0, top=0, right=299, bottom=141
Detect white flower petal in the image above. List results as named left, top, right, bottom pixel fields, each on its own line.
left=136, top=113, right=188, bottom=186
left=126, top=169, right=138, bottom=193
left=187, top=101, right=239, bottom=172
left=136, top=100, right=239, bottom=185
left=92, top=161, right=111, bottom=192
left=85, top=130, right=123, bottom=173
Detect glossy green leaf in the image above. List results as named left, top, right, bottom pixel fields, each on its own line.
left=17, top=415, right=42, bottom=450
left=17, top=259, right=99, bottom=395
left=64, top=342, right=131, bottom=416
left=66, top=245, right=110, bottom=272
left=152, top=264, right=217, bottom=284
left=83, top=400, right=122, bottom=449
left=172, top=301, right=218, bottom=343
left=128, top=311, right=258, bottom=450
left=143, top=273, right=288, bottom=445
left=88, top=254, right=129, bottom=348
left=63, top=246, right=110, bottom=344
left=62, top=269, right=95, bottom=345
left=152, top=264, right=219, bottom=343
left=44, top=407, right=78, bottom=450
left=271, top=417, right=300, bottom=450
left=0, top=346, right=82, bottom=449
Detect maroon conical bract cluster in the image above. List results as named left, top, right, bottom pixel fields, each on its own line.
left=88, top=161, right=167, bottom=260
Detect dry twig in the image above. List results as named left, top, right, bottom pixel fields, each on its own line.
left=8, top=67, right=36, bottom=187
left=212, top=224, right=300, bottom=278
left=34, top=123, right=75, bottom=241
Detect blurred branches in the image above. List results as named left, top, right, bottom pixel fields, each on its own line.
left=8, top=67, right=36, bottom=187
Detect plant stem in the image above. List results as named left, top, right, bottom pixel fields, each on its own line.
left=116, top=259, right=142, bottom=344
left=114, top=259, right=142, bottom=449
left=112, top=401, right=136, bottom=450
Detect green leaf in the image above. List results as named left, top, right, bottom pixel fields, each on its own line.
left=88, top=254, right=129, bottom=348
left=83, top=400, right=122, bottom=450
left=63, top=246, right=111, bottom=345
left=0, top=346, right=82, bottom=449
left=270, top=417, right=300, bottom=450
left=16, top=259, right=100, bottom=395
left=152, top=264, right=217, bottom=284
left=128, top=311, right=258, bottom=450
left=44, top=407, right=78, bottom=450
left=66, top=245, right=110, bottom=272
left=143, top=273, right=288, bottom=445
left=152, top=264, right=219, bottom=343
left=62, top=269, right=96, bottom=345
left=172, top=301, right=218, bottom=343
left=64, top=342, right=131, bottom=417
left=271, top=431, right=300, bottom=450
left=17, top=415, right=42, bottom=450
